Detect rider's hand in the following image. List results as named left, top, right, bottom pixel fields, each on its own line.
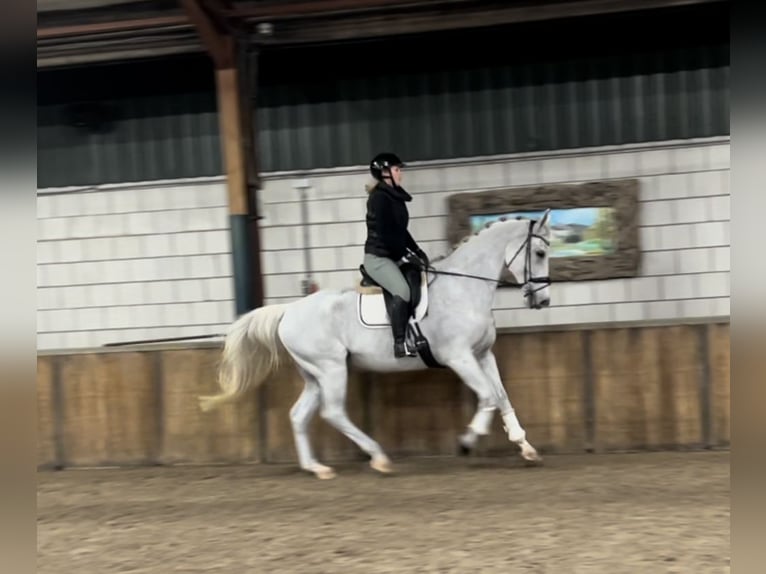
left=415, top=249, right=430, bottom=268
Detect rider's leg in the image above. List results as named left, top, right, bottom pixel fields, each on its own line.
left=362, top=253, right=413, bottom=358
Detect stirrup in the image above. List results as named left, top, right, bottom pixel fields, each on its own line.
left=394, top=340, right=417, bottom=358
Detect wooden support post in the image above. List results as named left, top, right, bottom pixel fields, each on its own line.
left=216, top=68, right=247, bottom=216
left=181, top=0, right=263, bottom=314
left=216, top=66, right=256, bottom=314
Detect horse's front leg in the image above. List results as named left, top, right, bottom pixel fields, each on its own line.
left=458, top=391, right=496, bottom=455
left=445, top=350, right=497, bottom=455
left=478, top=350, right=542, bottom=464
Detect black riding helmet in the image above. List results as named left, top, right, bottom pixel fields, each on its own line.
left=370, top=152, right=406, bottom=182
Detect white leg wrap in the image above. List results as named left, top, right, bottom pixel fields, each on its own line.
left=469, top=407, right=495, bottom=436
left=501, top=409, right=526, bottom=444
left=459, top=429, right=478, bottom=449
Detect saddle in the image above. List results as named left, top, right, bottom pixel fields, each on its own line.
left=357, top=262, right=424, bottom=316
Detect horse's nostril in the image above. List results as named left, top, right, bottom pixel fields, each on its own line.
left=540, top=298, right=550, bottom=307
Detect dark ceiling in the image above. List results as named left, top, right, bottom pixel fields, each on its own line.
left=37, top=0, right=729, bottom=68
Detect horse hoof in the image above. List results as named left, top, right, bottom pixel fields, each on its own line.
left=457, top=442, right=472, bottom=456
left=521, top=448, right=543, bottom=466
left=309, top=464, right=337, bottom=480
left=370, top=456, right=394, bottom=474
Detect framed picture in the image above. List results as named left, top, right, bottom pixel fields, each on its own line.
left=445, top=179, right=641, bottom=282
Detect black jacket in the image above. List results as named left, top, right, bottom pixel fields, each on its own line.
left=364, top=181, right=423, bottom=261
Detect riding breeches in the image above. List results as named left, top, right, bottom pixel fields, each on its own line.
left=363, top=253, right=411, bottom=302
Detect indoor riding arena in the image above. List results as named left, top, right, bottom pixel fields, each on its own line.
left=37, top=1, right=730, bottom=572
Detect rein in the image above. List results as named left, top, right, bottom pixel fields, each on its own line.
left=423, top=219, right=552, bottom=293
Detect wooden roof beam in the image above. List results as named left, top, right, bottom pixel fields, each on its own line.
left=36, top=0, right=725, bottom=42
left=234, top=0, right=724, bottom=20
left=247, top=0, right=727, bottom=45
left=37, top=15, right=189, bottom=39
left=179, top=0, right=234, bottom=68
left=232, top=0, right=451, bottom=19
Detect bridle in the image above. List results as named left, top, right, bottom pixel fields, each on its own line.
left=420, top=219, right=552, bottom=297
left=506, top=218, right=552, bottom=299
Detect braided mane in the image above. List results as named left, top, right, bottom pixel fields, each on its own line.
left=430, top=215, right=526, bottom=263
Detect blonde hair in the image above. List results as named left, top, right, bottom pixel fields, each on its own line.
left=365, top=178, right=378, bottom=194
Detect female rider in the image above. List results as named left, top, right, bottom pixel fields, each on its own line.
left=362, top=152, right=429, bottom=358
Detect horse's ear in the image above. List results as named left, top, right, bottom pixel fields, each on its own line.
left=537, top=208, right=551, bottom=228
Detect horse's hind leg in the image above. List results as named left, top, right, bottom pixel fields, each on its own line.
left=316, top=360, right=393, bottom=475
left=290, top=367, right=335, bottom=479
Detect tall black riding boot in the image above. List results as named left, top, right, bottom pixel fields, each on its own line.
left=390, top=295, right=415, bottom=358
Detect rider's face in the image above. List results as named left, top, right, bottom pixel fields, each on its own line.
left=386, top=166, right=402, bottom=186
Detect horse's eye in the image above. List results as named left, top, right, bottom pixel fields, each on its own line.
left=536, top=250, right=546, bottom=258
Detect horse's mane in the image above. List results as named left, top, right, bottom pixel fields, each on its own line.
left=429, top=216, right=528, bottom=263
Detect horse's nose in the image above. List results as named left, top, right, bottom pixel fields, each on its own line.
left=539, top=298, right=550, bottom=308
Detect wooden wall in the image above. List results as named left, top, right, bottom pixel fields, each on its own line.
left=37, top=321, right=730, bottom=470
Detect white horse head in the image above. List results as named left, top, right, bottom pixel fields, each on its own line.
left=198, top=211, right=556, bottom=479
left=503, top=209, right=552, bottom=310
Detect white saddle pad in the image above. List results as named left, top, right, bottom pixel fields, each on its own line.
left=357, top=272, right=429, bottom=328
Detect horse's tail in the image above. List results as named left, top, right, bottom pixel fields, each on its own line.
left=198, top=303, right=291, bottom=412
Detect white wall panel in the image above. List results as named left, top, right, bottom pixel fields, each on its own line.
left=38, top=138, right=730, bottom=350
left=37, top=180, right=235, bottom=349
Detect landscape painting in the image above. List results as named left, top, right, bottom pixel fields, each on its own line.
left=469, top=207, right=617, bottom=258
left=446, top=180, right=640, bottom=281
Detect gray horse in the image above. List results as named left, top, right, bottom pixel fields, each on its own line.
left=199, top=210, right=552, bottom=479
